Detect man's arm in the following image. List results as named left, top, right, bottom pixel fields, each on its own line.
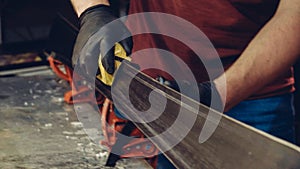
left=214, top=0, right=300, bottom=111
left=70, top=0, right=110, bottom=16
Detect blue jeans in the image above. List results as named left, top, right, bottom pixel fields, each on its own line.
left=157, top=93, right=296, bottom=169
left=226, top=93, right=296, bottom=143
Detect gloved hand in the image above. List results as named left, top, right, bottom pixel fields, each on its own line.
left=72, top=4, right=133, bottom=77
left=181, top=81, right=224, bottom=112
left=157, top=77, right=223, bottom=111
left=197, top=81, right=223, bottom=111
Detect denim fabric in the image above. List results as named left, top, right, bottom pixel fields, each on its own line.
left=114, top=107, right=127, bottom=119
left=226, top=93, right=296, bottom=143
left=156, top=154, right=177, bottom=169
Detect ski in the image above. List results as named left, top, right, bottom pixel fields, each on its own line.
left=107, top=61, right=300, bottom=169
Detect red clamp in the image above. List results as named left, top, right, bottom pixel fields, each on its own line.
left=48, top=56, right=104, bottom=105
left=100, top=98, right=159, bottom=168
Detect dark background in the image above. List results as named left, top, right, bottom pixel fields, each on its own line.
left=0, top=0, right=76, bottom=45
left=0, top=0, right=78, bottom=70
left=294, top=61, right=300, bottom=144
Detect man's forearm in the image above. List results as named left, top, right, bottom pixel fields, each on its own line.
left=70, top=0, right=110, bottom=17
left=214, top=0, right=300, bottom=111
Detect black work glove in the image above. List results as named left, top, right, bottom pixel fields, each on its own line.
left=182, top=81, right=223, bottom=112
left=72, top=5, right=133, bottom=77
left=197, top=81, right=223, bottom=111
left=158, top=78, right=223, bottom=112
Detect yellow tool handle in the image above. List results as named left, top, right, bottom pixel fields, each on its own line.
left=97, top=43, right=131, bottom=86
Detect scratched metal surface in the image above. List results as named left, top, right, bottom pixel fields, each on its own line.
left=111, top=62, right=300, bottom=169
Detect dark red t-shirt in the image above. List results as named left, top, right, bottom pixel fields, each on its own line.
left=126, top=0, right=295, bottom=98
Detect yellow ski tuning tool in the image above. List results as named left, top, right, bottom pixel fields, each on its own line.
left=97, top=43, right=131, bottom=86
